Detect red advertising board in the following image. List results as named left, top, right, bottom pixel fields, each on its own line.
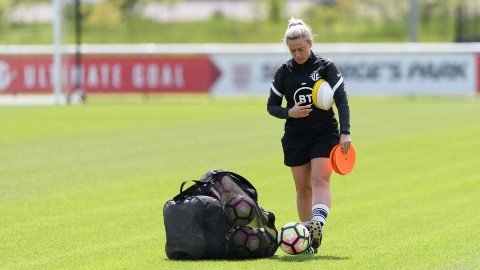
left=0, top=55, right=220, bottom=94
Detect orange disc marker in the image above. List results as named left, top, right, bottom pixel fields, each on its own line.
left=329, top=144, right=340, bottom=174
left=330, top=144, right=356, bottom=175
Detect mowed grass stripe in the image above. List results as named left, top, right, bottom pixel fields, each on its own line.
left=0, top=96, right=479, bottom=269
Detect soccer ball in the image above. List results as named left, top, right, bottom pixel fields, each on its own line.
left=213, top=176, right=235, bottom=202
left=229, top=226, right=261, bottom=255
left=225, top=194, right=256, bottom=227
left=278, top=222, right=311, bottom=255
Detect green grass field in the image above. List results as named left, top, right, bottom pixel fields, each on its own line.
left=1, top=95, right=479, bottom=269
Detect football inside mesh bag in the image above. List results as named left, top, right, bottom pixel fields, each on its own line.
left=163, top=169, right=278, bottom=260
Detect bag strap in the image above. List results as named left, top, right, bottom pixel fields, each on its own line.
left=173, top=170, right=255, bottom=202
left=202, top=169, right=256, bottom=191
left=225, top=171, right=257, bottom=192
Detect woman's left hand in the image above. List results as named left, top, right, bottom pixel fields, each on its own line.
left=339, top=133, right=351, bottom=154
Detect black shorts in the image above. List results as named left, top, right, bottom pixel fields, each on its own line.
left=281, top=133, right=339, bottom=167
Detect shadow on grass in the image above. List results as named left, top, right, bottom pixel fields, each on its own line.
left=162, top=254, right=350, bottom=263
left=271, top=254, right=350, bottom=262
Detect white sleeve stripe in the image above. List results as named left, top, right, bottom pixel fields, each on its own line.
left=271, top=83, right=283, bottom=98
left=332, top=77, right=344, bottom=92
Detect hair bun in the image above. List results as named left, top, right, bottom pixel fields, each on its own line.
left=288, top=17, right=304, bottom=28
left=284, top=17, right=313, bottom=44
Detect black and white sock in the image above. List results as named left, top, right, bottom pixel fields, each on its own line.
left=312, top=204, right=330, bottom=226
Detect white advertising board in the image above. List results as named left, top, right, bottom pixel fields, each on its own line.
left=330, top=53, right=476, bottom=95
left=210, top=53, right=477, bottom=96
left=210, top=54, right=285, bottom=96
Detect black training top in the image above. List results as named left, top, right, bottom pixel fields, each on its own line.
left=267, top=51, right=350, bottom=137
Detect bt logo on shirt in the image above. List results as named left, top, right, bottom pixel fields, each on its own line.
left=293, top=86, right=313, bottom=105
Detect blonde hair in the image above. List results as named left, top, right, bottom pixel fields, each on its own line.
left=284, top=17, right=313, bottom=44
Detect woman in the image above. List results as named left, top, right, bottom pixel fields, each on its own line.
left=267, top=17, right=351, bottom=254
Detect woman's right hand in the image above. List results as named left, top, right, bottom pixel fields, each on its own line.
left=288, top=102, right=313, bottom=118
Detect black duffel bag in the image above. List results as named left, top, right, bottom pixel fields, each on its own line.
left=163, top=169, right=278, bottom=260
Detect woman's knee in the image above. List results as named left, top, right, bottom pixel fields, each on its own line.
left=311, top=175, right=330, bottom=187
left=296, top=185, right=312, bottom=197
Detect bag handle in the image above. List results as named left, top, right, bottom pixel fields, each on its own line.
left=172, top=180, right=199, bottom=202
left=180, top=180, right=195, bottom=193
left=175, top=179, right=222, bottom=202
